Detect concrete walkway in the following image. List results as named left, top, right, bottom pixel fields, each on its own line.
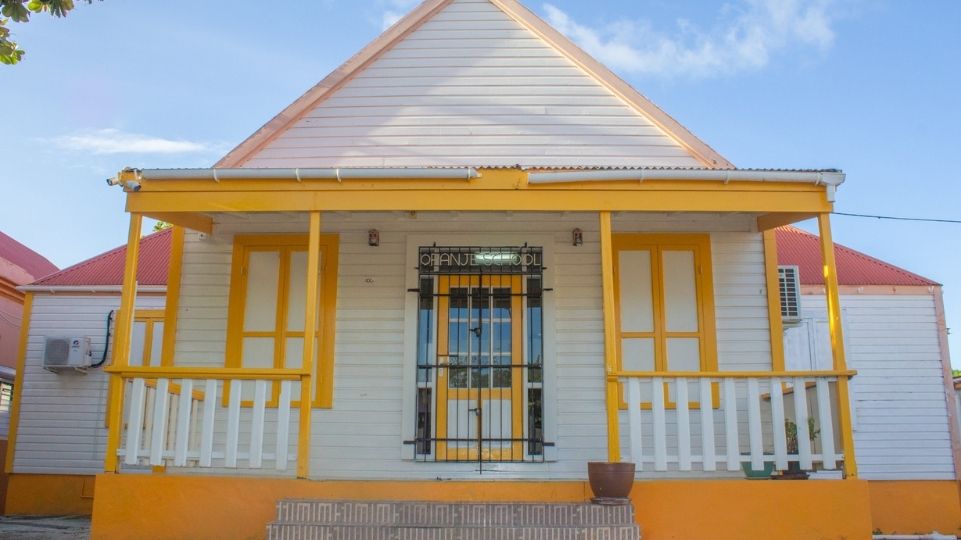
left=0, top=515, right=90, bottom=539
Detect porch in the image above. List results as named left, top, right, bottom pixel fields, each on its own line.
left=102, top=167, right=856, bottom=482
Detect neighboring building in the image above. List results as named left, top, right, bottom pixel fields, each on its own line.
left=0, top=231, right=56, bottom=511
left=5, top=0, right=960, bottom=538
left=3, top=229, right=170, bottom=515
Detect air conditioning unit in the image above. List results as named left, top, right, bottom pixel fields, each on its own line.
left=778, top=265, right=802, bottom=324
left=43, top=337, right=93, bottom=372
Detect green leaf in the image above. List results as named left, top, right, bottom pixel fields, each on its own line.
left=1, top=3, right=31, bottom=23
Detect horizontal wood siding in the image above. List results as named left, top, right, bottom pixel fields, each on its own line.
left=173, top=212, right=765, bottom=479
left=13, top=294, right=164, bottom=474
left=243, top=0, right=702, bottom=169
left=799, top=294, right=955, bottom=480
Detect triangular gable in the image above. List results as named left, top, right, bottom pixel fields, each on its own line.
left=217, top=0, right=732, bottom=169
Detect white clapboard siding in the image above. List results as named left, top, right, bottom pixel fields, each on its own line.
left=12, top=294, right=164, bottom=474
left=790, top=294, right=955, bottom=480
left=242, top=0, right=703, bottom=169
left=172, top=211, right=767, bottom=479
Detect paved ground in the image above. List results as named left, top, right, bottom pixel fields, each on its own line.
left=0, top=516, right=90, bottom=539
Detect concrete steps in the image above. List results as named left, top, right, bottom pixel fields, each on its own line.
left=267, top=500, right=640, bottom=539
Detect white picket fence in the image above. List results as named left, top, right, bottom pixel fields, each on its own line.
left=115, top=370, right=309, bottom=473
left=619, top=373, right=846, bottom=474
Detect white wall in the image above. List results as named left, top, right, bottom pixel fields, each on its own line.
left=12, top=294, right=164, bottom=474
left=789, top=293, right=956, bottom=480
left=174, top=212, right=768, bottom=479
left=243, top=0, right=702, bottom=169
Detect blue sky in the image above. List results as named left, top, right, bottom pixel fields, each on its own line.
left=2, top=0, right=960, bottom=364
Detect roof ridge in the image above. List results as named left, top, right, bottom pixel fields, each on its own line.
left=32, top=228, right=172, bottom=286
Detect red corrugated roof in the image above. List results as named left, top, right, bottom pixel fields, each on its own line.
left=32, top=228, right=171, bottom=287
left=776, top=226, right=938, bottom=287
left=0, top=231, right=58, bottom=283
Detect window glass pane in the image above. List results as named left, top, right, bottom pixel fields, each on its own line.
left=662, top=250, right=699, bottom=332
left=666, top=337, right=700, bottom=371
left=618, top=250, right=654, bottom=333
left=621, top=338, right=655, bottom=371
left=150, top=321, right=164, bottom=367
left=242, top=337, right=275, bottom=369
left=286, top=249, right=321, bottom=332
left=244, top=251, right=280, bottom=332
left=284, top=337, right=318, bottom=401
left=130, top=321, right=147, bottom=367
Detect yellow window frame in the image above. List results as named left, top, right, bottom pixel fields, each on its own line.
left=134, top=309, right=166, bottom=367
left=225, top=233, right=339, bottom=408
left=612, top=233, right=719, bottom=409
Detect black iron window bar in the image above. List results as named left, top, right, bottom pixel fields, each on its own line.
left=406, top=246, right=552, bottom=466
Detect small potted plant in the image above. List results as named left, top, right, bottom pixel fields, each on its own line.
left=777, top=417, right=820, bottom=480
left=587, top=462, right=636, bottom=505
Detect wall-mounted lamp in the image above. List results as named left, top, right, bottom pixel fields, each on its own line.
left=572, top=228, right=583, bottom=246
left=368, top=229, right=380, bottom=247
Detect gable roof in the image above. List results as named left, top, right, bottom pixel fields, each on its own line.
left=776, top=226, right=938, bottom=287
left=216, top=0, right=732, bottom=170
left=31, top=228, right=172, bottom=288
left=0, top=231, right=58, bottom=284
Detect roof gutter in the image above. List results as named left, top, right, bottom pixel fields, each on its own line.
left=108, top=167, right=480, bottom=187
left=18, top=285, right=167, bottom=294
left=527, top=169, right=846, bottom=201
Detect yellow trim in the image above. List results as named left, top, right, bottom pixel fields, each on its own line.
left=434, top=275, right=524, bottom=461
left=817, top=213, right=858, bottom=479
left=763, top=230, right=786, bottom=371
left=224, top=232, right=339, bottom=408
left=143, top=212, right=213, bottom=234
left=615, top=369, right=856, bottom=379
left=161, top=226, right=185, bottom=367
left=3, top=292, right=32, bottom=474
left=298, top=212, right=321, bottom=479
left=105, top=366, right=309, bottom=380
left=105, top=213, right=142, bottom=473
left=599, top=211, right=621, bottom=463
left=756, top=212, right=817, bottom=231
left=125, top=171, right=833, bottom=214
left=611, top=233, right=719, bottom=409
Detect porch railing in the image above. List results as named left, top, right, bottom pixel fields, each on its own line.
left=616, top=370, right=855, bottom=475
left=105, top=366, right=312, bottom=477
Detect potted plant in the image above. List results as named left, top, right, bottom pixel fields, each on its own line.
left=777, top=417, right=820, bottom=480
left=587, top=462, right=635, bottom=505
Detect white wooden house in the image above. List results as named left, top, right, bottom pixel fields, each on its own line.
left=4, top=0, right=960, bottom=538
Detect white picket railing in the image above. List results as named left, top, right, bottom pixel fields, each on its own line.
left=109, top=367, right=310, bottom=473
left=618, top=371, right=851, bottom=474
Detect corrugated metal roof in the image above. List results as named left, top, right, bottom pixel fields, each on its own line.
left=776, top=226, right=938, bottom=287
left=0, top=231, right=58, bottom=283
left=32, top=228, right=171, bottom=287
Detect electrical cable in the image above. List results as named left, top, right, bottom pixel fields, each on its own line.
left=832, top=211, right=961, bottom=224
left=91, top=310, right=114, bottom=368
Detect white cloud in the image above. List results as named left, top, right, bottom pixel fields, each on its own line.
left=381, top=0, right=420, bottom=30
left=542, top=0, right=838, bottom=78
left=53, top=129, right=213, bottom=155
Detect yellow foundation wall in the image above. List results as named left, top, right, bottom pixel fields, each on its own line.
left=92, top=475, right=874, bottom=540
left=4, top=474, right=96, bottom=515
left=868, top=480, right=961, bottom=535
left=630, top=479, right=872, bottom=540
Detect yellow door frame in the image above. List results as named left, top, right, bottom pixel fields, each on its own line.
left=435, top=274, right=524, bottom=461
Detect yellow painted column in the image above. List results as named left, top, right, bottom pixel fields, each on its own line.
left=817, top=213, right=858, bottom=478
left=762, top=230, right=786, bottom=370
left=160, top=226, right=185, bottom=366
left=4, top=292, right=33, bottom=474
left=298, top=212, right=320, bottom=478
left=104, top=213, right=143, bottom=473
left=599, top=211, right=621, bottom=462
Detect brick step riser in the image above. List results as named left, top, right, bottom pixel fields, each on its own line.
left=267, top=524, right=641, bottom=540
left=275, top=502, right=634, bottom=527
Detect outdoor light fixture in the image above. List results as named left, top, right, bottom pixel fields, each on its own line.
left=368, top=229, right=380, bottom=247
left=572, top=228, right=583, bottom=246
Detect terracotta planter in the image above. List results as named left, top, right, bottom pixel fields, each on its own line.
left=587, top=462, right=636, bottom=501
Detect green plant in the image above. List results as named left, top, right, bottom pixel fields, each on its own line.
left=785, top=417, right=819, bottom=455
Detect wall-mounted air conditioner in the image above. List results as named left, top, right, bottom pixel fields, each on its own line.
left=778, top=265, right=802, bottom=325
left=43, top=337, right=93, bottom=372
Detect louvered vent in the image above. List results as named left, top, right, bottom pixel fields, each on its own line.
left=778, top=265, right=802, bottom=322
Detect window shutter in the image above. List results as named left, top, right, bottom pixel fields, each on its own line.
left=778, top=265, right=801, bottom=322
